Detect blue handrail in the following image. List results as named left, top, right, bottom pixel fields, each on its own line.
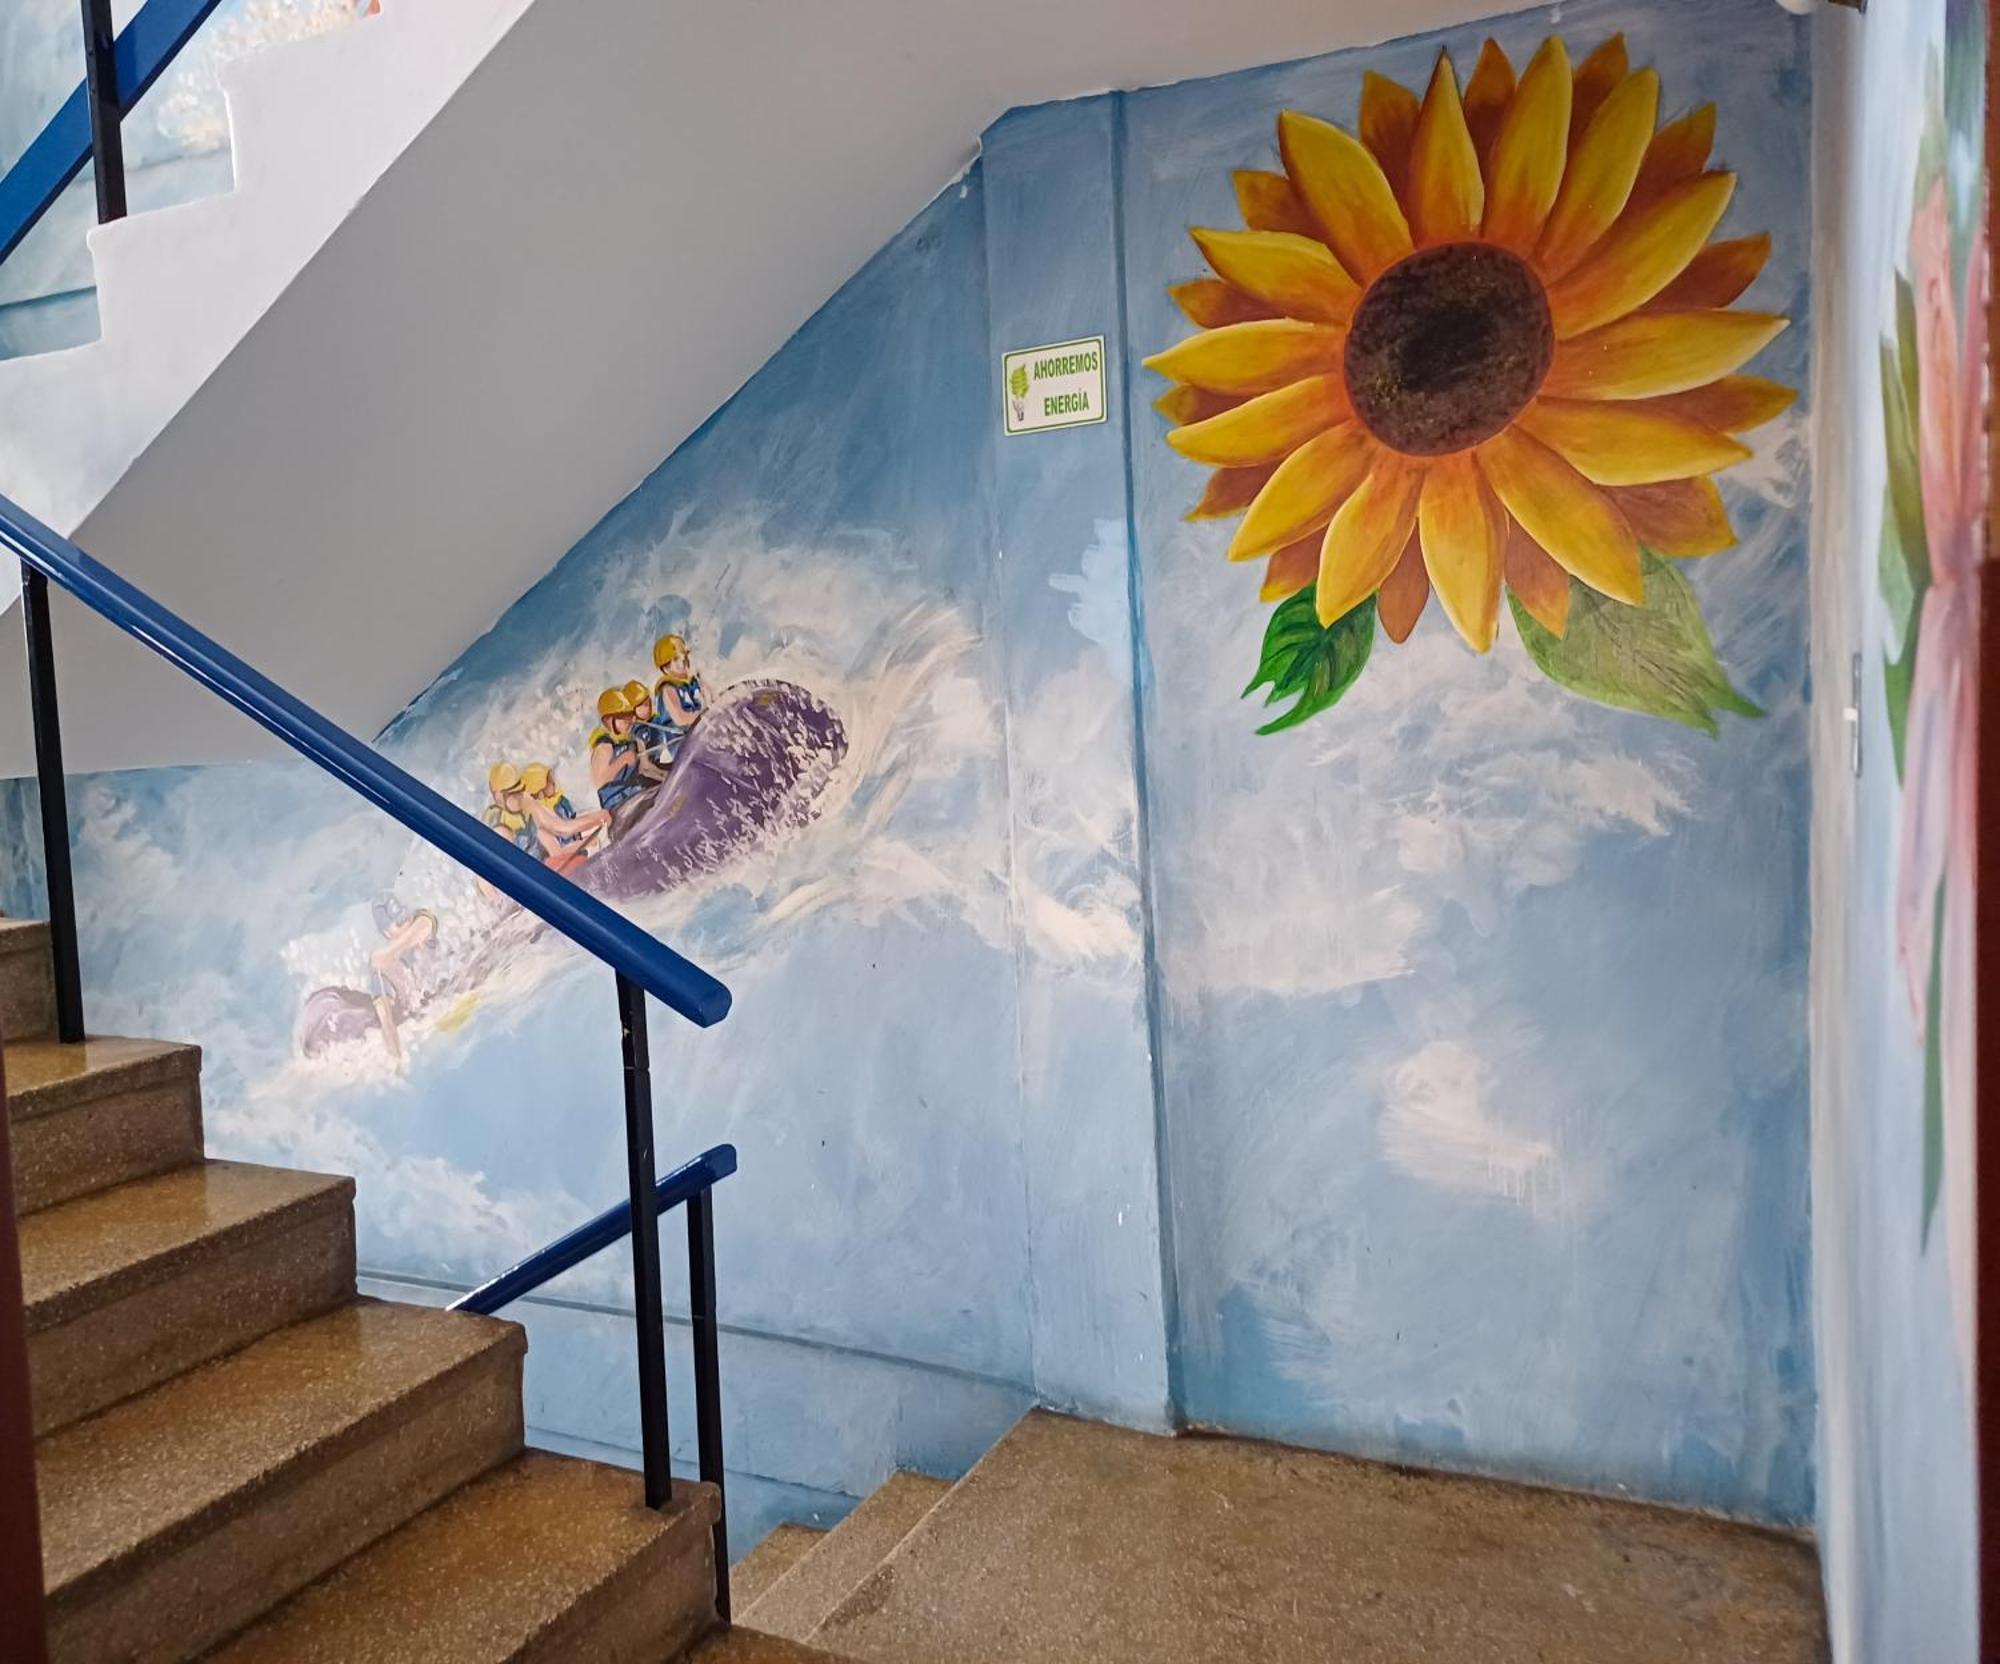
left=0, top=491, right=731, bottom=1027
left=452, top=1144, right=738, bottom=1316
left=0, top=0, right=232, bottom=267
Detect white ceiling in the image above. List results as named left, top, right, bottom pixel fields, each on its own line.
left=0, top=0, right=1516, bottom=776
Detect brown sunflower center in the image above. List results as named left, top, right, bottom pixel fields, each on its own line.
left=1343, top=243, right=1553, bottom=456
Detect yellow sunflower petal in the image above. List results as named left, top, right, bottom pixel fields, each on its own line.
left=1233, top=169, right=1319, bottom=237
left=1169, top=278, right=1274, bottom=329
left=1377, top=530, right=1431, bottom=641
left=1317, top=455, right=1424, bottom=624
left=1463, top=39, right=1516, bottom=159
left=1144, top=319, right=1348, bottom=394
left=1167, top=375, right=1350, bottom=465
left=1543, top=309, right=1789, bottom=399
left=1228, top=423, right=1377, bottom=560
left=1189, top=463, right=1277, bottom=521
left=1612, top=478, right=1736, bottom=557
left=1154, top=385, right=1243, bottom=426
left=1518, top=397, right=1751, bottom=486
left=1360, top=72, right=1422, bottom=197
left=1504, top=520, right=1572, bottom=637
left=1261, top=536, right=1321, bottom=601
left=1570, top=35, right=1629, bottom=138
left=1278, top=110, right=1415, bottom=282
left=1476, top=427, right=1643, bottom=603
left=1537, top=69, right=1660, bottom=279
left=1642, top=374, right=1797, bottom=432
left=1630, top=104, right=1716, bottom=209
left=1408, top=50, right=1485, bottom=245
left=1545, top=171, right=1736, bottom=337
left=1416, top=452, right=1507, bottom=650
left=1483, top=37, right=1573, bottom=254
left=1647, top=233, right=1771, bottom=310
left=1191, top=228, right=1360, bottom=324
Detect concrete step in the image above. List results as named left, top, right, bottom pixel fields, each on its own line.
left=38, top=1298, right=525, bottom=1664
left=689, top=1629, right=853, bottom=1664
left=21, top=1159, right=356, bottom=1434
left=0, top=918, right=55, bottom=1039
left=733, top=1522, right=824, bottom=1612
left=809, top=1410, right=1830, bottom=1664
left=202, top=1450, right=720, bottom=1664
left=7, top=1034, right=203, bottom=1215
left=743, top=1472, right=950, bottom=1643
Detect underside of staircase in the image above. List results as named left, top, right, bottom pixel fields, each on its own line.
left=4, top=916, right=722, bottom=1663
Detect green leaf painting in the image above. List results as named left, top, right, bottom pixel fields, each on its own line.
left=1243, top=590, right=1376, bottom=734
left=1508, top=554, right=1762, bottom=736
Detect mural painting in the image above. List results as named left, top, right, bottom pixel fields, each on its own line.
left=1149, top=31, right=1794, bottom=735
left=298, top=628, right=846, bottom=1063
left=1123, top=0, right=1812, bottom=1523
left=1874, top=0, right=1986, bottom=1391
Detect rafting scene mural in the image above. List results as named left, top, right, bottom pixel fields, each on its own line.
left=298, top=629, right=847, bottom=1064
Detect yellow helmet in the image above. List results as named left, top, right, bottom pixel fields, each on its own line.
left=623, top=679, right=651, bottom=707
left=597, top=688, right=634, bottom=719
left=520, top=763, right=552, bottom=796
left=653, top=633, right=687, bottom=671
left=488, top=762, right=521, bottom=793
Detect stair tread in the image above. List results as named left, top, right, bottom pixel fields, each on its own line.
left=691, top=1629, right=853, bottom=1664
left=203, top=1450, right=718, bottom=1662
left=746, top=1472, right=949, bottom=1641
left=21, top=1159, right=353, bottom=1330
left=5, top=1034, right=200, bottom=1118
left=734, top=1523, right=825, bottom=1612
left=37, top=1297, right=522, bottom=1599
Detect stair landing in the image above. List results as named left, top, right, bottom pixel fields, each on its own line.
left=807, top=1410, right=1829, bottom=1664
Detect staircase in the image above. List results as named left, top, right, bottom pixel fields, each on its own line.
left=5, top=916, right=723, bottom=1663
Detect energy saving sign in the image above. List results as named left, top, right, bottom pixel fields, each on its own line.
left=1003, top=336, right=1108, bottom=435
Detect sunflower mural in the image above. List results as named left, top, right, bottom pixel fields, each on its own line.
left=1147, top=33, right=1795, bottom=733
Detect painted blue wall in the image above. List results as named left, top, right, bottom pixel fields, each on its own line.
left=2, top=0, right=1827, bottom=1548
left=1120, top=0, right=1816, bottom=1525
left=3, top=172, right=1042, bottom=1547
left=1811, top=0, right=1983, bottom=1657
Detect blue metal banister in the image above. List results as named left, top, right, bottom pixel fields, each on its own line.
left=452, top=1143, right=738, bottom=1317
left=0, top=0, right=232, bottom=266
left=0, top=490, right=731, bottom=1028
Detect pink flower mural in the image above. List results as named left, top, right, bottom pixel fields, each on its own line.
left=1881, top=158, right=1987, bottom=1380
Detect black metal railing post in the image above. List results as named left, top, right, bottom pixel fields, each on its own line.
left=79, top=0, right=128, bottom=223
left=618, top=973, right=673, bottom=1510
left=688, top=1187, right=730, bottom=1620
left=19, top=571, right=83, bottom=1044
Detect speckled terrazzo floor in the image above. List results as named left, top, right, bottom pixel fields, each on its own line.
left=806, top=1411, right=1830, bottom=1664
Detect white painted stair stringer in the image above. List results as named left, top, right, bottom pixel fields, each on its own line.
left=0, top=0, right=535, bottom=554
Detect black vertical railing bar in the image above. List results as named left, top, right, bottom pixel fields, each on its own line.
left=18, top=0, right=130, bottom=1046
left=619, top=972, right=674, bottom=1510
left=19, top=574, right=83, bottom=1044
left=78, top=0, right=127, bottom=223
left=687, top=1187, right=730, bottom=1621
